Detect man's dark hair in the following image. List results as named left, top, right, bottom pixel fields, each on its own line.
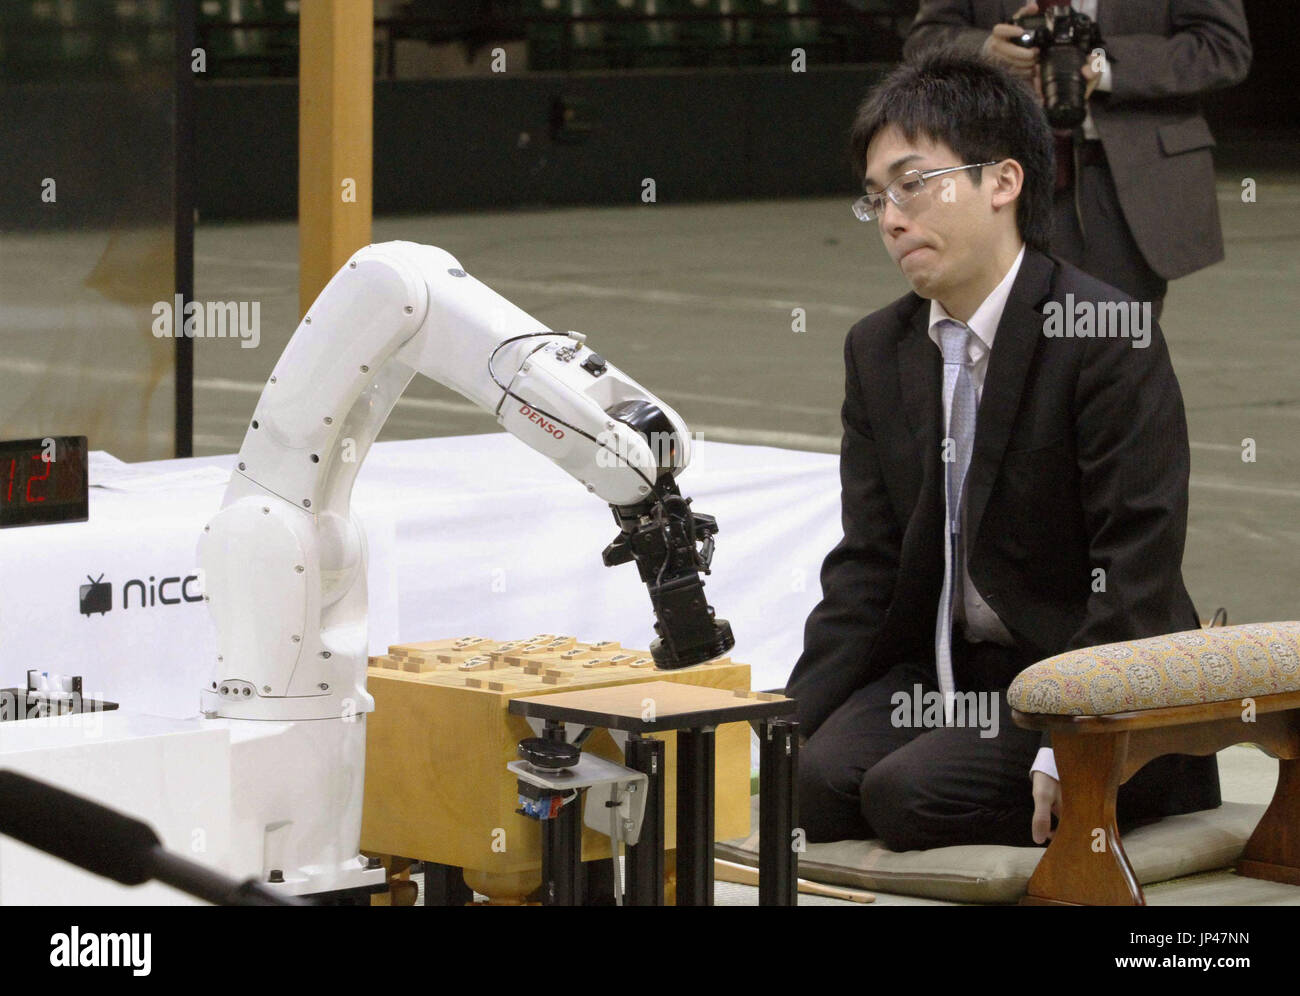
left=849, top=50, right=1054, bottom=253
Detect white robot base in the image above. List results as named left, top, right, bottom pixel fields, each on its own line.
left=208, top=715, right=386, bottom=898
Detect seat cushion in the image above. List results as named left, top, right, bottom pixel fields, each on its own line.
left=1008, top=621, right=1300, bottom=717
left=718, top=798, right=1262, bottom=904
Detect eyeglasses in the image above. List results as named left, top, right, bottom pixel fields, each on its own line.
left=852, top=161, right=1001, bottom=222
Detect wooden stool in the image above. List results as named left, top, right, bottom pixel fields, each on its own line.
left=1009, top=621, right=1300, bottom=906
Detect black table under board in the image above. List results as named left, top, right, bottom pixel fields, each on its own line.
left=509, top=680, right=799, bottom=906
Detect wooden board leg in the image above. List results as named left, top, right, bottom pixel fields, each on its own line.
left=1238, top=757, right=1300, bottom=886
left=1021, top=731, right=1144, bottom=906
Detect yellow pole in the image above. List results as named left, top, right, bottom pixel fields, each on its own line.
left=298, top=0, right=374, bottom=317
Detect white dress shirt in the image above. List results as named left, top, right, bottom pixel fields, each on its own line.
left=926, top=243, right=1058, bottom=781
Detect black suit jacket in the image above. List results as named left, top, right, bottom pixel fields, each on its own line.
left=787, top=247, right=1219, bottom=816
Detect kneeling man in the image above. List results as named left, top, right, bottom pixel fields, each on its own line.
left=787, top=52, right=1220, bottom=850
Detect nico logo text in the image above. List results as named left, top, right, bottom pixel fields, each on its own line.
left=78, top=572, right=204, bottom=617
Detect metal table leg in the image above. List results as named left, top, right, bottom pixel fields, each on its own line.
left=539, top=719, right=582, bottom=906
left=423, top=861, right=473, bottom=906
left=676, top=726, right=716, bottom=906
left=759, top=717, right=799, bottom=906
left=624, top=733, right=665, bottom=905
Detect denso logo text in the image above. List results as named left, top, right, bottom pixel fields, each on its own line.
left=519, top=404, right=565, bottom=439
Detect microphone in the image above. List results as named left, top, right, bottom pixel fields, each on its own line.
left=0, top=769, right=302, bottom=906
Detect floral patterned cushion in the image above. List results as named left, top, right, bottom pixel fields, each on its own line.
left=1008, top=622, right=1300, bottom=716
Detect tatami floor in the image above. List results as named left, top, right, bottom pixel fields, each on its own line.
left=404, top=744, right=1293, bottom=906
left=722, top=744, right=1298, bottom=906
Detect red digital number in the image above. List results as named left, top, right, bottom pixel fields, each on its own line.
left=27, top=452, right=50, bottom=503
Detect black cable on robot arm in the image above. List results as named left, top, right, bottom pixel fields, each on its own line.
left=653, top=493, right=704, bottom=587
left=487, top=332, right=664, bottom=500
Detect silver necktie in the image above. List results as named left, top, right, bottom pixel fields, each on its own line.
left=935, top=319, right=976, bottom=724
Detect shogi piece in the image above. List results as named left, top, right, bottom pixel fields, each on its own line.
left=381, top=637, right=507, bottom=674
left=362, top=635, right=750, bottom=903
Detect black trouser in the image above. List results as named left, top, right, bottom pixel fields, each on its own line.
left=1052, top=140, right=1168, bottom=323
left=797, top=636, right=1214, bottom=850
left=799, top=637, right=1048, bottom=849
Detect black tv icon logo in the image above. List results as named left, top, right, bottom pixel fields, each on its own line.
left=80, top=574, right=111, bottom=616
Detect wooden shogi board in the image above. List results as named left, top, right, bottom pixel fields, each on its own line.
left=361, top=635, right=751, bottom=896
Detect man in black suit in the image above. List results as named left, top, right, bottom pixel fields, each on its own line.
left=786, top=52, right=1220, bottom=850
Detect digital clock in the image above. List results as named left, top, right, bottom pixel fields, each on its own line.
left=0, top=436, right=88, bottom=528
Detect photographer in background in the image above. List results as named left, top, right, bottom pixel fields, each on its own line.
left=905, top=0, right=1251, bottom=321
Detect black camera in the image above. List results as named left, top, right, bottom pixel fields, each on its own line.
left=1009, top=0, right=1106, bottom=130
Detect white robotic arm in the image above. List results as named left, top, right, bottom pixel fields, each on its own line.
left=196, top=241, right=731, bottom=896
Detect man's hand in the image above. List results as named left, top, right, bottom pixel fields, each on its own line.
left=1081, top=58, right=1103, bottom=100
left=982, top=3, right=1040, bottom=81
left=1031, top=770, right=1061, bottom=845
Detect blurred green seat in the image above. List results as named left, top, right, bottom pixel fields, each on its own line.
left=589, top=0, right=677, bottom=69
left=663, top=0, right=729, bottom=67
left=522, top=0, right=571, bottom=70
left=199, top=0, right=272, bottom=77
left=739, top=0, right=819, bottom=65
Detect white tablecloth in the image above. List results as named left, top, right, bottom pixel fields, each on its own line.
left=1, top=434, right=842, bottom=716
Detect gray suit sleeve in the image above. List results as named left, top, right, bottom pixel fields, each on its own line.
left=1104, top=0, right=1252, bottom=103
left=903, top=0, right=990, bottom=61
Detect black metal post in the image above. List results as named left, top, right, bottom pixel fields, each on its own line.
left=541, top=796, right=581, bottom=906
left=675, top=726, right=715, bottom=906
left=539, top=720, right=581, bottom=906
left=173, top=0, right=196, bottom=458
left=582, top=858, right=616, bottom=906
left=423, top=862, right=472, bottom=906
left=624, top=733, right=664, bottom=905
left=759, top=718, right=799, bottom=906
